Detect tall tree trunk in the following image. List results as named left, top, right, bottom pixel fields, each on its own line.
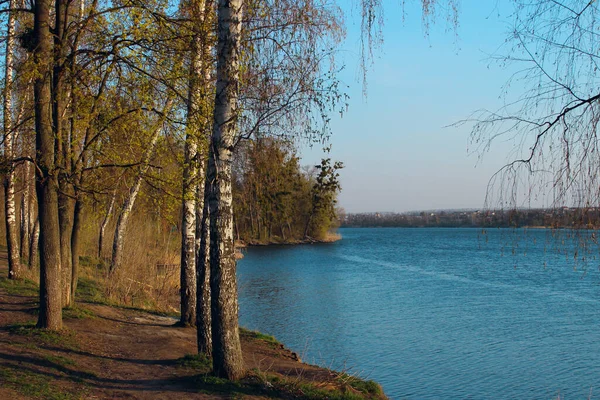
left=58, top=192, right=73, bottom=307
left=3, top=0, right=21, bottom=279
left=54, top=0, right=73, bottom=307
left=70, top=197, right=82, bottom=301
left=208, top=0, right=244, bottom=380
left=179, top=4, right=202, bottom=325
left=196, top=177, right=211, bottom=356
left=20, top=162, right=31, bottom=264
left=196, top=19, right=213, bottom=352
left=68, top=0, right=87, bottom=304
left=180, top=148, right=197, bottom=326
left=110, top=104, right=171, bottom=273
left=34, top=0, right=62, bottom=330
left=98, top=189, right=116, bottom=259
left=303, top=212, right=313, bottom=239
left=29, top=216, right=40, bottom=269
left=249, top=207, right=255, bottom=238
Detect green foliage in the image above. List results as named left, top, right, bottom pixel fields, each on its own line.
left=307, top=153, right=344, bottom=239
left=233, top=138, right=342, bottom=243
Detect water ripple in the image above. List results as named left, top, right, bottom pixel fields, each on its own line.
left=238, top=228, right=600, bottom=399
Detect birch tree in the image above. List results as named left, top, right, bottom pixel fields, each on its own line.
left=3, top=0, right=20, bottom=279
left=110, top=101, right=173, bottom=274
left=196, top=179, right=211, bottom=355
left=98, top=189, right=116, bottom=258
left=206, top=0, right=245, bottom=379
left=20, top=162, right=33, bottom=263
left=199, top=0, right=459, bottom=378
left=180, top=0, right=213, bottom=328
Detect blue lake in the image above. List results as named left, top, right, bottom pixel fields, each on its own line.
left=237, top=228, right=600, bottom=399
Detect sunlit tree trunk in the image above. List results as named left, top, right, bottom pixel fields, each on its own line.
left=68, top=0, right=87, bottom=304
left=179, top=2, right=203, bottom=326
left=29, top=216, right=40, bottom=268
left=52, top=0, right=74, bottom=307
left=70, top=197, right=82, bottom=301
left=196, top=178, right=211, bottom=355
left=3, top=0, right=21, bottom=279
left=208, top=0, right=244, bottom=380
left=20, top=162, right=32, bottom=264
left=58, top=192, right=74, bottom=307
left=183, top=0, right=213, bottom=346
left=35, top=0, right=62, bottom=330
left=111, top=140, right=159, bottom=274
left=98, top=190, right=116, bottom=259
left=180, top=148, right=198, bottom=327
left=111, top=106, right=170, bottom=273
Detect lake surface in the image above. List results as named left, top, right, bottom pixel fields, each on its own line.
left=237, top=228, right=600, bottom=399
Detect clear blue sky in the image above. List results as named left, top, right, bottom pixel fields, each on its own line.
left=300, top=1, right=530, bottom=213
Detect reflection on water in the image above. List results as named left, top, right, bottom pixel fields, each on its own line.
left=237, top=228, right=600, bottom=399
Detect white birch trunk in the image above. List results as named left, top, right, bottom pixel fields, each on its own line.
left=179, top=1, right=203, bottom=325
left=195, top=0, right=213, bottom=353
left=29, top=216, right=40, bottom=268
left=110, top=105, right=170, bottom=273
left=20, top=162, right=31, bottom=262
left=16, top=84, right=33, bottom=264
left=208, top=0, right=244, bottom=380
left=98, top=189, right=116, bottom=259
left=3, top=0, right=20, bottom=278
left=196, top=176, right=211, bottom=355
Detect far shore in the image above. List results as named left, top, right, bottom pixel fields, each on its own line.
left=339, top=225, right=566, bottom=229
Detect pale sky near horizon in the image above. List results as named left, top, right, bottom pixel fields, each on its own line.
left=300, top=1, right=533, bottom=214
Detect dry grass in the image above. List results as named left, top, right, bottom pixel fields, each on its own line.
left=78, top=211, right=181, bottom=314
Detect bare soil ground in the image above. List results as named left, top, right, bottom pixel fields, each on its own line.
left=0, top=252, right=384, bottom=399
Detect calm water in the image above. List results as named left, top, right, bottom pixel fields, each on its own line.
left=237, top=228, right=600, bottom=399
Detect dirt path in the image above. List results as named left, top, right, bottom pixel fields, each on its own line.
left=0, top=257, right=373, bottom=399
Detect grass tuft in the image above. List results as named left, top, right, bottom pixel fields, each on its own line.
left=43, top=354, right=77, bottom=368
left=0, top=365, right=81, bottom=400
left=175, top=353, right=212, bottom=371
left=240, top=327, right=279, bottom=344
left=63, top=306, right=95, bottom=320
left=6, top=323, right=79, bottom=350
left=248, top=370, right=386, bottom=400
left=0, top=276, right=39, bottom=296
left=337, top=373, right=384, bottom=396
left=75, top=277, right=106, bottom=304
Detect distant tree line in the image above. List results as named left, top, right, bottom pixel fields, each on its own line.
left=232, top=138, right=342, bottom=244
left=342, top=208, right=600, bottom=229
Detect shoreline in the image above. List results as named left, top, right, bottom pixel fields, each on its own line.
left=0, top=253, right=386, bottom=400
